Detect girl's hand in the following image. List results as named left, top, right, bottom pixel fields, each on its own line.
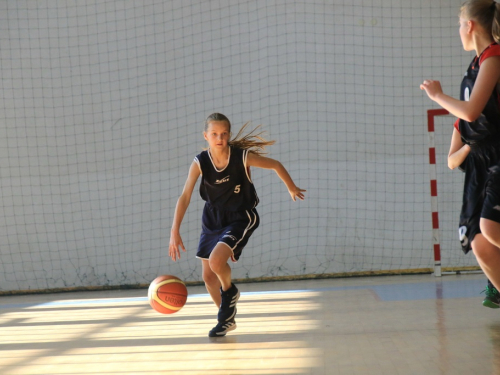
left=420, top=79, right=443, bottom=101
left=289, top=186, right=306, bottom=201
left=169, top=231, right=186, bottom=261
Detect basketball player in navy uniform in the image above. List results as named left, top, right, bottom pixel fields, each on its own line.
left=169, top=113, right=305, bottom=337
left=421, top=0, right=500, bottom=306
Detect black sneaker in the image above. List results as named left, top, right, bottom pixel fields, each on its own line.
left=218, top=283, right=240, bottom=322
left=482, top=283, right=500, bottom=309
left=208, top=318, right=236, bottom=337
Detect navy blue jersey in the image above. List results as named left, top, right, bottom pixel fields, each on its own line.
left=195, top=147, right=259, bottom=212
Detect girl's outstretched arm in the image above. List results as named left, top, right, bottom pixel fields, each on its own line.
left=169, top=161, right=201, bottom=261
left=420, top=56, right=500, bottom=122
left=448, top=127, right=470, bottom=170
left=246, top=152, right=306, bottom=201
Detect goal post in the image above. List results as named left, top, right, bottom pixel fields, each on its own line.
left=427, top=109, right=449, bottom=277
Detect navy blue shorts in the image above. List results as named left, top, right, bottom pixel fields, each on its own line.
left=197, top=203, right=260, bottom=262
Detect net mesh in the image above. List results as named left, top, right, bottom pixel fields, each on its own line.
left=0, top=0, right=478, bottom=292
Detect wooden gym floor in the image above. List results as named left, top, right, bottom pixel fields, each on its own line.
left=1, top=273, right=499, bottom=375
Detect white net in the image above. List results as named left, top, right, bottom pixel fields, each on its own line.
left=0, top=0, right=479, bottom=292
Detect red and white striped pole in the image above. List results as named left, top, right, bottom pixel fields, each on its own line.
left=427, top=109, right=449, bottom=277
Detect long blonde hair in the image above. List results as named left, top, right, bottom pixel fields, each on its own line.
left=204, top=113, right=275, bottom=156
left=461, top=0, right=500, bottom=43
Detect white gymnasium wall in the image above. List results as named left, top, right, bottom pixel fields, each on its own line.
left=0, top=0, right=478, bottom=292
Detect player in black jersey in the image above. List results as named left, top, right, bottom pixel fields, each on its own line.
left=168, top=113, right=305, bottom=337
left=421, top=0, right=500, bottom=306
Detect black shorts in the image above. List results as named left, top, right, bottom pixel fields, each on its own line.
left=196, top=203, right=260, bottom=262
left=459, top=163, right=500, bottom=253
left=482, top=166, right=500, bottom=222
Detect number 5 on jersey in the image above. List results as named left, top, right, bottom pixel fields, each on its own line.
left=234, top=185, right=241, bottom=193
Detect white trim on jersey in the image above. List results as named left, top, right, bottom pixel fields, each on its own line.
left=193, top=157, right=202, bottom=175
left=207, top=147, right=231, bottom=172
left=242, top=149, right=259, bottom=208
left=242, top=149, right=253, bottom=183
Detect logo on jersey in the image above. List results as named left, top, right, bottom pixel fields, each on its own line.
left=464, top=87, right=470, bottom=102
left=215, top=175, right=230, bottom=184
left=494, top=205, right=500, bottom=211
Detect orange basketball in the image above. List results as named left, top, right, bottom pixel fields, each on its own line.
left=148, top=275, right=188, bottom=314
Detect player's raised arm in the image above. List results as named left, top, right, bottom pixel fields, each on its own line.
left=169, top=161, right=201, bottom=261
left=421, top=58, right=500, bottom=122
left=246, top=152, right=305, bottom=201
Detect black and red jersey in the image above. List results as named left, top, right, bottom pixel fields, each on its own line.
left=457, top=43, right=500, bottom=143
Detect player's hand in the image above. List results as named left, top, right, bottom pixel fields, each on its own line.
left=289, top=186, right=306, bottom=201
left=169, top=231, right=186, bottom=261
left=420, top=79, right=443, bottom=101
